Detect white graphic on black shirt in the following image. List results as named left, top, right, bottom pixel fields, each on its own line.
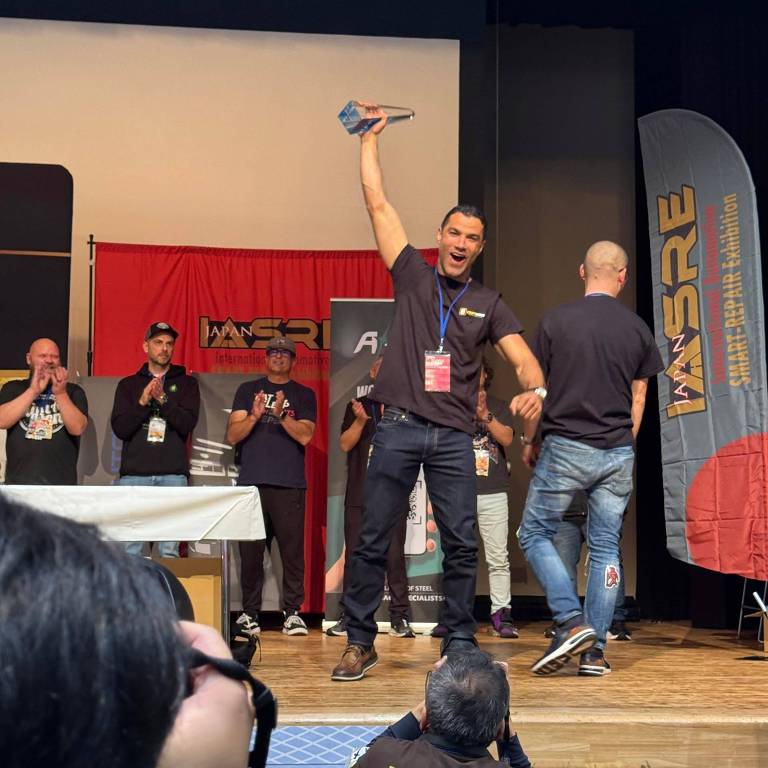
left=20, top=393, right=65, bottom=434
left=472, top=431, right=500, bottom=464
left=261, top=392, right=295, bottom=423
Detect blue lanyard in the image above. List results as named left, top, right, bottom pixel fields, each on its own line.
left=434, top=268, right=471, bottom=352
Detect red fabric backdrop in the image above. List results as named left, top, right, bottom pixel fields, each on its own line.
left=94, top=241, right=437, bottom=611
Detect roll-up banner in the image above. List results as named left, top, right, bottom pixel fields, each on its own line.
left=325, top=299, right=444, bottom=630
left=639, top=109, right=767, bottom=580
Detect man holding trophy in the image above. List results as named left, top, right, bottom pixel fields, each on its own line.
left=331, top=102, right=545, bottom=681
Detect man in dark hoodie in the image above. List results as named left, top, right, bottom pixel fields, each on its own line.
left=110, top=322, right=200, bottom=557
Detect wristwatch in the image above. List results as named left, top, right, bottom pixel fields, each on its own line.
left=529, top=386, right=548, bottom=400
left=484, top=412, right=494, bottom=424
left=520, top=433, right=536, bottom=446
left=158, top=393, right=168, bottom=405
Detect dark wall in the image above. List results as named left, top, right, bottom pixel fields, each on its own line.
left=0, top=163, right=73, bottom=368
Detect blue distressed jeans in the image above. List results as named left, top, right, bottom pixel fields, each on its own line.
left=518, top=435, right=634, bottom=649
left=345, top=406, right=478, bottom=647
left=554, top=509, right=628, bottom=622
left=117, top=473, right=188, bottom=557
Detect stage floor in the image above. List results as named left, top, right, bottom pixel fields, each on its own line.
left=251, top=620, right=767, bottom=767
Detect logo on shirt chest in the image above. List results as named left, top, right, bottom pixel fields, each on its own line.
left=458, top=307, right=485, bottom=319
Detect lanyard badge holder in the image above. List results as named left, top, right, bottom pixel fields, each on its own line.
left=425, top=269, right=471, bottom=393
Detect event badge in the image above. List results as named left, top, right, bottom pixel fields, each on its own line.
left=147, top=416, right=167, bottom=443
left=428, top=268, right=471, bottom=394
left=424, top=350, right=451, bottom=392
left=474, top=448, right=490, bottom=477
left=26, top=415, right=53, bottom=440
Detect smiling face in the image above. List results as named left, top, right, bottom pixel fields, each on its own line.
left=266, top=349, right=294, bottom=377
left=27, top=338, right=61, bottom=373
left=436, top=213, right=485, bottom=281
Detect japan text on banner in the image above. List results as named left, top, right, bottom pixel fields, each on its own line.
left=639, top=109, right=767, bottom=579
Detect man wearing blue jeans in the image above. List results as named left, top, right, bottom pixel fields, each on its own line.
left=518, top=241, right=663, bottom=677
left=111, top=322, right=200, bottom=557
left=551, top=492, right=631, bottom=640
left=330, top=102, right=545, bottom=681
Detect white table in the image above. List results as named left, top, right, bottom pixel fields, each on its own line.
left=1, top=484, right=264, bottom=636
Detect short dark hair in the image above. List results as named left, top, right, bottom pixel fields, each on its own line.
left=0, top=494, right=188, bottom=768
left=440, top=205, right=487, bottom=238
left=426, top=650, right=509, bottom=748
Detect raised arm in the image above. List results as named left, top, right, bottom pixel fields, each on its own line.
left=358, top=103, right=408, bottom=269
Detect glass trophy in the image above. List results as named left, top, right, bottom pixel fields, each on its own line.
left=338, top=101, right=415, bottom=135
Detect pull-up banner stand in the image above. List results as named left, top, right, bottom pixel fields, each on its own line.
left=639, top=109, right=768, bottom=580
left=325, top=298, right=444, bottom=632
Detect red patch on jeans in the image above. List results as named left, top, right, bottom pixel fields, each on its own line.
left=605, top=565, right=620, bottom=589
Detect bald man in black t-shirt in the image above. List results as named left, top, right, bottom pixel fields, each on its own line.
left=518, top=241, right=663, bottom=678
left=331, top=102, right=546, bottom=682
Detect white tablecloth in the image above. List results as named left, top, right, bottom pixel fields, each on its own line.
left=1, top=485, right=265, bottom=541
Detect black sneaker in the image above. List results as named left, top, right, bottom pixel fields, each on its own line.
left=282, top=610, right=308, bottom=636
left=579, top=648, right=612, bottom=676
left=608, top=620, right=632, bottom=641
left=235, top=612, right=261, bottom=637
left=531, top=619, right=596, bottom=676
left=390, top=618, right=416, bottom=637
left=326, top=616, right=347, bottom=636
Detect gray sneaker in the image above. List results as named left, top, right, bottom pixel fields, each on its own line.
left=531, top=621, right=596, bottom=676
left=283, top=610, right=308, bottom=636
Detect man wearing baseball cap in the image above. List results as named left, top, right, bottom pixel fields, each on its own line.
left=110, top=322, right=200, bottom=557
left=226, top=335, right=317, bottom=636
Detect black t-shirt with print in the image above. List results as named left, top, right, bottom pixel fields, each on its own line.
left=0, top=377, right=89, bottom=485
left=232, top=377, right=317, bottom=488
left=533, top=294, right=664, bottom=449
left=371, top=245, right=523, bottom=434
left=473, top=393, right=515, bottom=495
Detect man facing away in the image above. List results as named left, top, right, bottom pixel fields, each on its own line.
left=110, top=322, right=201, bottom=557
left=518, top=241, right=663, bottom=676
left=331, top=103, right=545, bottom=681
left=0, top=338, right=88, bottom=485
left=227, top=336, right=317, bottom=637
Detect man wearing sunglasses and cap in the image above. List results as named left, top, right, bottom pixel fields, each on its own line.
left=227, top=335, right=317, bottom=637
left=111, top=322, right=201, bottom=557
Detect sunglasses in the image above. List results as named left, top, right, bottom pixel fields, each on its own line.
left=266, top=349, right=293, bottom=358
left=188, top=648, right=277, bottom=768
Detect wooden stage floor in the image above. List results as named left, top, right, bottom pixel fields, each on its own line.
left=250, top=620, right=767, bottom=767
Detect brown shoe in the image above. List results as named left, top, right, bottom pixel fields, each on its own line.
left=330, top=644, right=378, bottom=681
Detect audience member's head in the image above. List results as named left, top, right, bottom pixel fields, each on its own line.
left=426, top=649, right=509, bottom=748
left=0, top=493, right=188, bottom=768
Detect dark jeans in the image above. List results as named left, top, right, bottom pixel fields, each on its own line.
left=239, top=485, right=305, bottom=615
left=345, top=406, right=477, bottom=647
left=341, top=504, right=410, bottom=620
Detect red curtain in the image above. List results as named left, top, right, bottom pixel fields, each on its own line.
left=94, top=241, right=437, bottom=611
